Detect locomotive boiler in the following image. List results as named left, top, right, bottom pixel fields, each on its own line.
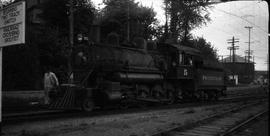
left=49, top=38, right=226, bottom=111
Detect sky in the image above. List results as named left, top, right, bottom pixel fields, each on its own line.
left=92, top=0, right=269, bottom=71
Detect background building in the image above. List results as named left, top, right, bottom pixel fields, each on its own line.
left=222, top=55, right=255, bottom=85
left=254, top=71, right=268, bottom=85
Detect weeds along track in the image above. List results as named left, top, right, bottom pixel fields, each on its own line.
left=152, top=99, right=268, bottom=136
left=2, top=89, right=268, bottom=125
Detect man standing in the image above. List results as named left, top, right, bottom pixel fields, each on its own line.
left=44, top=66, right=59, bottom=105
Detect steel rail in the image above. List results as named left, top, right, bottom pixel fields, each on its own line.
left=220, top=110, right=269, bottom=136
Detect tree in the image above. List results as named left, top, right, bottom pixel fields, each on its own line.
left=100, top=0, right=159, bottom=42
left=39, top=0, right=95, bottom=65
left=193, top=37, right=218, bottom=61
left=163, top=0, right=211, bottom=44
left=41, top=0, right=95, bottom=38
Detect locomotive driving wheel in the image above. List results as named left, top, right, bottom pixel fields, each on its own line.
left=175, top=87, right=183, bottom=102
left=151, top=85, right=165, bottom=100
left=137, top=85, right=150, bottom=98
left=81, top=98, right=94, bottom=112
left=166, top=83, right=176, bottom=104
left=167, top=91, right=175, bottom=104
left=213, top=91, right=219, bottom=101
left=202, top=91, right=209, bottom=101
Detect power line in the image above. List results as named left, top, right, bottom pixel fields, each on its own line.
left=213, top=8, right=266, bottom=48
left=215, top=8, right=268, bottom=34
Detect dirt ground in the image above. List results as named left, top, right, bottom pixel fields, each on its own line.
left=3, top=102, right=243, bottom=136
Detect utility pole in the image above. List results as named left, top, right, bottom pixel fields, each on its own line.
left=227, top=36, right=239, bottom=63
left=227, top=47, right=233, bottom=62
left=245, top=26, right=253, bottom=63
left=227, top=36, right=239, bottom=84
left=221, top=55, right=224, bottom=63
left=164, top=1, right=169, bottom=40
left=127, top=1, right=130, bottom=42
left=0, top=1, right=3, bottom=127
left=68, top=0, right=74, bottom=83
left=266, top=54, right=269, bottom=85
left=245, top=50, right=253, bottom=63
left=218, top=55, right=224, bottom=63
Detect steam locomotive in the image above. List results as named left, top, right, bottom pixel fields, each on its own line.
left=49, top=38, right=226, bottom=111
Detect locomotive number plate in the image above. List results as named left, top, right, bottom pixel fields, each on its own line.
left=184, top=69, right=188, bottom=76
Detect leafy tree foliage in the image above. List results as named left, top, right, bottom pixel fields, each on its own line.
left=41, top=0, right=95, bottom=39
left=193, top=37, right=218, bottom=61
left=100, top=0, right=159, bottom=42
left=163, top=0, right=211, bottom=43
left=37, top=0, right=95, bottom=67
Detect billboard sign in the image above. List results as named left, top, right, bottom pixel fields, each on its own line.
left=0, top=1, right=25, bottom=47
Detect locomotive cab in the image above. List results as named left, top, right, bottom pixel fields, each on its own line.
left=159, top=43, right=200, bottom=80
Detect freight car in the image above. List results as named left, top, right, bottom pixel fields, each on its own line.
left=49, top=39, right=226, bottom=111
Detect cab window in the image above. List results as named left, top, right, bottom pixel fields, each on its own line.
left=179, top=53, right=184, bottom=65
left=186, top=55, right=193, bottom=66
left=179, top=52, right=193, bottom=66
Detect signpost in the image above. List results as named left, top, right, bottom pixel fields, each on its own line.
left=0, top=1, right=25, bottom=124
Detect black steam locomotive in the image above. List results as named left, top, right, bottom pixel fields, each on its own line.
left=49, top=38, right=226, bottom=111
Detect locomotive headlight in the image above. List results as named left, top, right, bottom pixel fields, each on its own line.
left=77, top=51, right=87, bottom=63
left=78, top=52, right=83, bottom=57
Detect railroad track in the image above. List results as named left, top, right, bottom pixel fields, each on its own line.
left=220, top=110, right=268, bottom=136
left=2, top=91, right=268, bottom=125
left=152, top=99, right=268, bottom=136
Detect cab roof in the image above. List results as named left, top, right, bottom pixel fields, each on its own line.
left=159, top=43, right=201, bottom=56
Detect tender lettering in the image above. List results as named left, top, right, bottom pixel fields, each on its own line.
left=202, top=75, right=222, bottom=81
